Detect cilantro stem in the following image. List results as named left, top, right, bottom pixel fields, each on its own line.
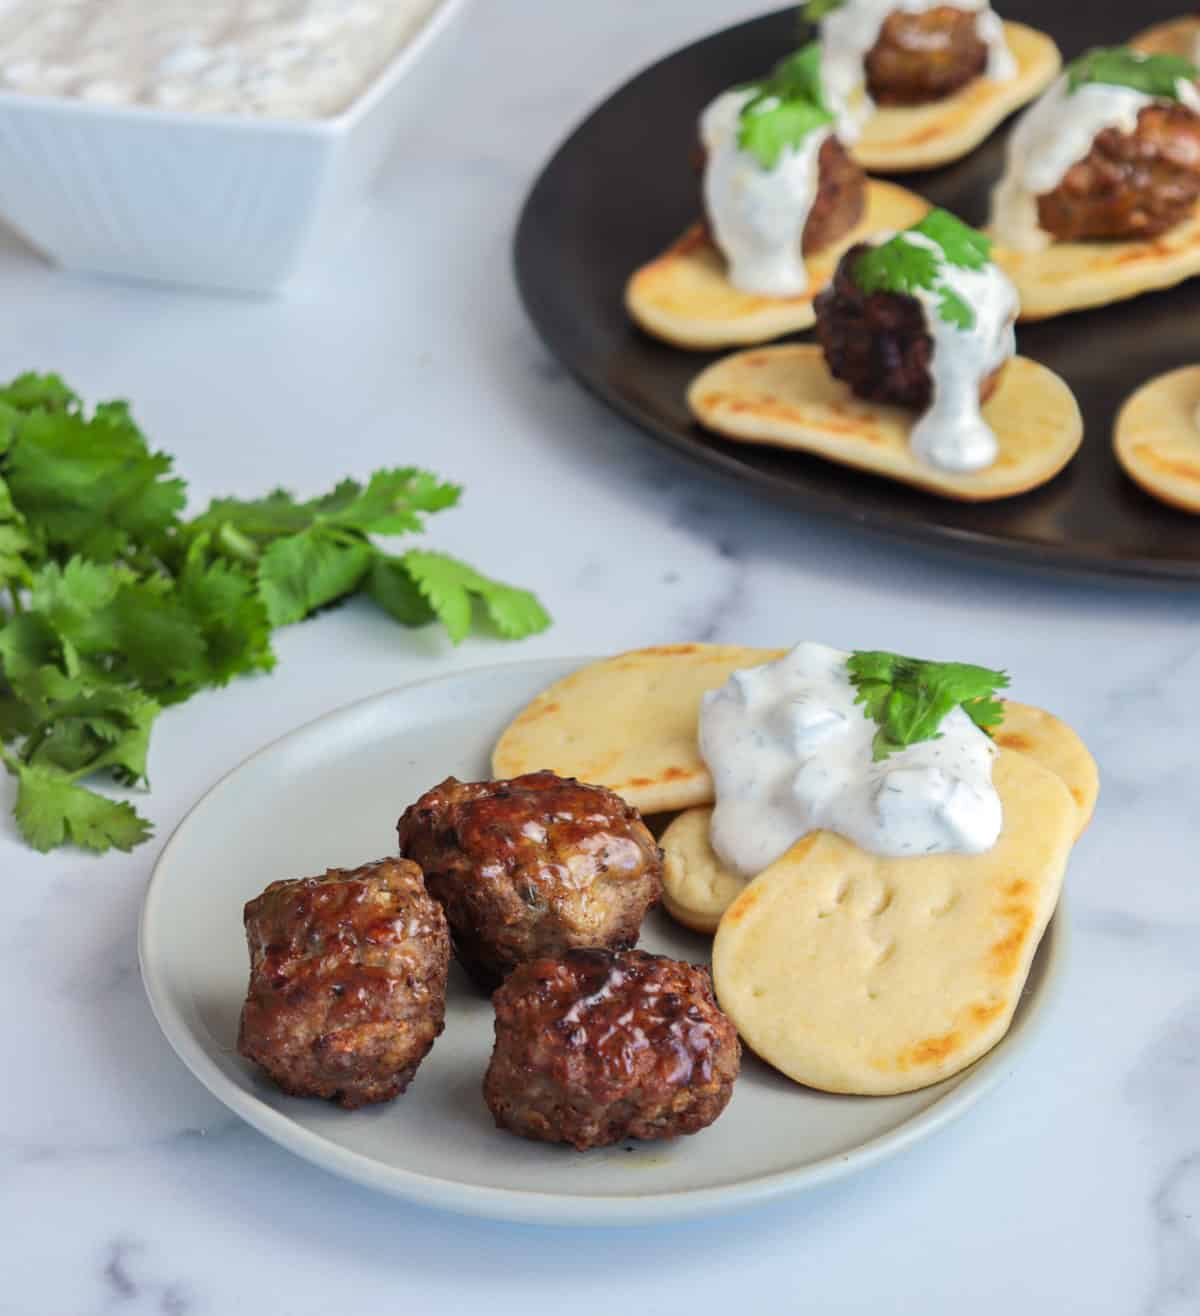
left=214, top=522, right=259, bottom=565
left=7, top=585, right=22, bottom=615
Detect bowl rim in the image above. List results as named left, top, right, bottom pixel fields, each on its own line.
left=0, top=0, right=468, bottom=136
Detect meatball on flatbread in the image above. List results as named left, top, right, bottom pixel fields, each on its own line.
left=805, top=0, right=1059, bottom=173
left=990, top=48, right=1200, bottom=319
left=626, top=41, right=930, bottom=350
left=689, top=213, right=1082, bottom=500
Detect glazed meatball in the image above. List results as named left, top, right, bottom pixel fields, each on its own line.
left=1036, top=103, right=1200, bottom=243
left=864, top=6, right=988, bottom=105
left=237, top=858, right=449, bottom=1109
left=396, top=772, right=663, bottom=991
left=814, top=243, right=1005, bottom=409
left=484, top=948, right=741, bottom=1151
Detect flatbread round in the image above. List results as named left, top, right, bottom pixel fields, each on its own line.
left=712, top=750, right=1076, bottom=1096
left=991, top=206, right=1200, bottom=322
left=624, top=180, right=929, bottom=351
left=688, top=345, right=1082, bottom=501
left=491, top=645, right=783, bottom=815
left=1130, top=16, right=1200, bottom=60
left=991, top=701, right=1098, bottom=836
left=1113, top=365, right=1200, bottom=514
left=853, top=22, right=1060, bottom=174
left=660, top=700, right=1097, bottom=935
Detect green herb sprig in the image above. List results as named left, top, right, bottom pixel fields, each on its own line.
left=847, top=650, right=1008, bottom=762
left=854, top=208, right=993, bottom=330
left=801, top=0, right=846, bottom=21
left=737, top=43, right=835, bottom=169
left=1066, top=46, right=1198, bottom=99
left=0, top=374, right=550, bottom=854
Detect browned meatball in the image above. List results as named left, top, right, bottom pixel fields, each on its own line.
left=484, top=948, right=740, bottom=1151
left=864, top=6, right=988, bottom=105
left=1036, top=103, right=1200, bottom=243
left=814, top=242, right=1005, bottom=409
left=237, top=858, right=449, bottom=1109
left=396, top=772, right=663, bottom=991
left=803, top=136, right=867, bottom=254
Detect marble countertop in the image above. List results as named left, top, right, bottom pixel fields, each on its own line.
left=2, top=2, right=1196, bottom=1311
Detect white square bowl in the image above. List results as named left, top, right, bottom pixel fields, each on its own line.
left=0, top=0, right=467, bottom=294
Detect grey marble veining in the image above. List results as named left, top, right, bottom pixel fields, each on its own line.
left=0, top=1, right=1197, bottom=1312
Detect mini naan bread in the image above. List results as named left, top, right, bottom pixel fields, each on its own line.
left=853, top=22, right=1060, bottom=174
left=1113, top=365, right=1200, bottom=514
left=624, top=181, right=928, bottom=351
left=991, top=206, right=1200, bottom=322
left=688, top=345, right=1082, bottom=501
left=991, top=701, right=1099, bottom=835
left=492, top=645, right=783, bottom=814
left=661, top=700, right=1097, bottom=934
left=712, top=750, right=1076, bottom=1095
left=1130, top=16, right=1200, bottom=61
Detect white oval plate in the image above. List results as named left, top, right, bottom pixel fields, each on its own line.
left=139, top=657, right=1068, bottom=1227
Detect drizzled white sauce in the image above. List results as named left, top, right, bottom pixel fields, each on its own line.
left=891, top=230, right=1018, bottom=471
left=0, top=0, right=442, bottom=118
left=699, top=642, right=1002, bottom=879
left=701, top=88, right=832, bottom=296
left=817, top=0, right=1016, bottom=144
left=991, top=74, right=1200, bottom=251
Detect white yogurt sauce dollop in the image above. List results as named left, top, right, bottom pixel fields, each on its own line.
left=699, top=642, right=1003, bottom=879
left=892, top=230, right=1018, bottom=472
left=0, top=0, right=443, bottom=118
left=991, top=73, right=1200, bottom=251
left=701, top=88, right=833, bottom=297
left=817, top=0, right=1016, bottom=144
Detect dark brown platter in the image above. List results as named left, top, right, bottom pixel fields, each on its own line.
left=514, top=0, right=1200, bottom=582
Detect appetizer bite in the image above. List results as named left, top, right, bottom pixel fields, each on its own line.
left=625, top=42, right=929, bottom=349
left=687, top=210, right=1082, bottom=499
left=484, top=948, right=740, bottom=1150
left=803, top=0, right=1059, bottom=172
left=396, top=771, right=663, bottom=991
left=237, top=858, right=449, bottom=1108
left=1114, top=364, right=1200, bottom=512
left=990, top=47, right=1200, bottom=319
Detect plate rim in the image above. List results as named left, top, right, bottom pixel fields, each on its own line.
left=511, top=6, right=1200, bottom=587
left=139, top=655, right=1070, bottom=1227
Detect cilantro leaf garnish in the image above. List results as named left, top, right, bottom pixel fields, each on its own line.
left=854, top=208, right=994, bottom=330
left=801, top=0, right=846, bottom=20
left=0, top=376, right=551, bottom=855
left=737, top=43, right=834, bottom=169
left=912, top=209, right=992, bottom=271
left=847, top=650, right=1009, bottom=762
left=1066, top=47, right=1198, bottom=99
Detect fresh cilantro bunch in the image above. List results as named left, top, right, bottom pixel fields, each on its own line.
left=1066, top=47, right=1198, bottom=100
left=738, top=43, right=835, bottom=169
left=0, top=373, right=550, bottom=854
left=854, top=208, right=993, bottom=330
left=847, top=650, right=1008, bottom=762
